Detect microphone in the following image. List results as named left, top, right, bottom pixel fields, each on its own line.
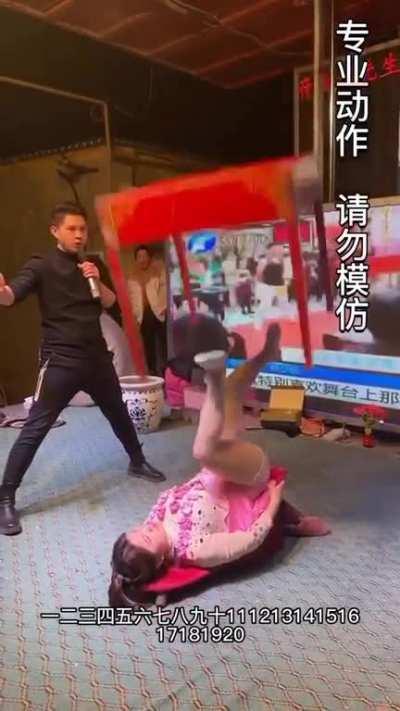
left=78, top=250, right=101, bottom=300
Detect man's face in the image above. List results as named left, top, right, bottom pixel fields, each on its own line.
left=136, top=248, right=151, bottom=271
left=51, top=214, right=88, bottom=254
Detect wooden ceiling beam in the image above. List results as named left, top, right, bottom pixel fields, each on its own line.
left=149, top=30, right=209, bottom=57
left=151, top=0, right=281, bottom=57
left=45, top=0, right=71, bottom=16
left=99, top=12, right=150, bottom=38
left=219, top=0, right=282, bottom=26
left=198, top=29, right=311, bottom=76
left=222, top=68, right=285, bottom=89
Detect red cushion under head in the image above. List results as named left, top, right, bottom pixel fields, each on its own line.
left=141, top=525, right=283, bottom=594
left=142, top=565, right=211, bottom=593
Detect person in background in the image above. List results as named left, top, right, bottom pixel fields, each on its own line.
left=235, top=270, right=254, bottom=315
left=254, top=245, right=285, bottom=327
left=255, top=253, right=268, bottom=282
left=127, top=245, right=167, bottom=376
left=306, top=253, right=323, bottom=301
left=282, top=245, right=293, bottom=303
left=263, top=245, right=285, bottom=297
left=246, top=256, right=257, bottom=278
left=222, top=251, right=237, bottom=308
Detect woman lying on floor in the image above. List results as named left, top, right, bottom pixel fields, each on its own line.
left=109, top=323, right=330, bottom=606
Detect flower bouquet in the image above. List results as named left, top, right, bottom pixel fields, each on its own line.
left=353, top=404, right=387, bottom=448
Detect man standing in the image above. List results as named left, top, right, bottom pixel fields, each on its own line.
left=0, top=203, right=166, bottom=537
left=127, top=245, right=167, bottom=376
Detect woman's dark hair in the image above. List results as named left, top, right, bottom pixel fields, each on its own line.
left=108, top=533, right=160, bottom=607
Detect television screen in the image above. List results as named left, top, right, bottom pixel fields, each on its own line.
left=168, top=205, right=400, bottom=426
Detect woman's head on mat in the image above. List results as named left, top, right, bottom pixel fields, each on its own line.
left=108, top=524, right=169, bottom=606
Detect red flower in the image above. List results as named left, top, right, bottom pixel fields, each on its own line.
left=353, top=405, right=387, bottom=419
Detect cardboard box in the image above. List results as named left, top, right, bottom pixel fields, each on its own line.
left=260, top=386, right=305, bottom=435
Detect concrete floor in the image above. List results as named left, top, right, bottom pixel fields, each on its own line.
left=1, top=407, right=400, bottom=710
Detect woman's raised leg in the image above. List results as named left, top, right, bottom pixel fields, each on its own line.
left=222, top=322, right=281, bottom=440
left=192, top=352, right=226, bottom=463
left=191, top=323, right=282, bottom=486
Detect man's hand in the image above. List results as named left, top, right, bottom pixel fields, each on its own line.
left=78, top=261, right=116, bottom=309
left=0, top=272, right=14, bottom=306
left=77, top=261, right=100, bottom=281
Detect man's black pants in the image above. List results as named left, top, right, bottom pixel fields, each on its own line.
left=140, top=308, right=167, bottom=376
left=2, top=354, right=144, bottom=491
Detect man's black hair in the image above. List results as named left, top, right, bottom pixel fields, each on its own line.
left=50, top=202, right=87, bottom=227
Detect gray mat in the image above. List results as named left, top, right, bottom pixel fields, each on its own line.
left=1, top=408, right=399, bottom=710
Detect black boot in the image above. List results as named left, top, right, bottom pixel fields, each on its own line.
left=128, top=460, right=166, bottom=483
left=0, top=485, right=22, bottom=536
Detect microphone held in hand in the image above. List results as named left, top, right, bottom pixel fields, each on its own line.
left=78, top=251, right=101, bottom=300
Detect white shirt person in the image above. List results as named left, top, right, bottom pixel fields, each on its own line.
left=127, top=246, right=168, bottom=375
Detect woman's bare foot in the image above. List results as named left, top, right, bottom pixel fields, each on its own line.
left=280, top=501, right=331, bottom=536
left=284, top=517, right=331, bottom=537
left=263, top=323, right=282, bottom=361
